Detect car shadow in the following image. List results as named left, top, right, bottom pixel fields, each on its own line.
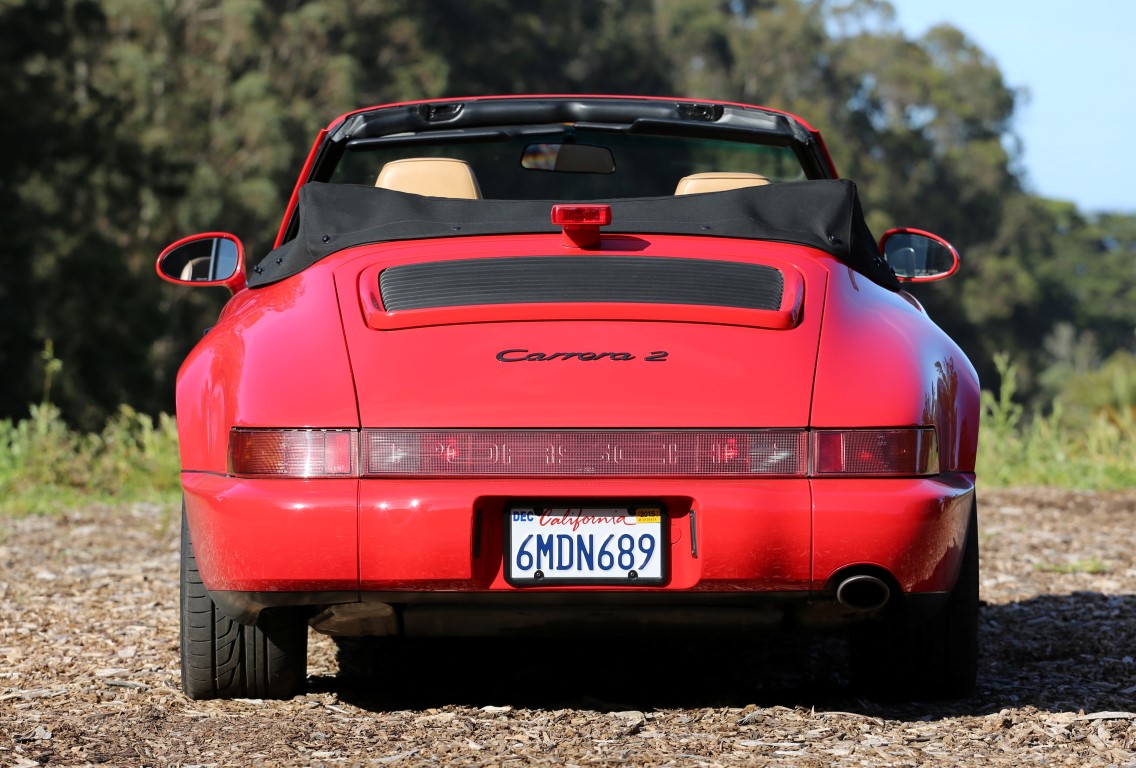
left=312, top=592, right=1136, bottom=719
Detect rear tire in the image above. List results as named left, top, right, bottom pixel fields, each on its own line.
left=180, top=503, right=308, bottom=699
left=848, top=498, right=979, bottom=700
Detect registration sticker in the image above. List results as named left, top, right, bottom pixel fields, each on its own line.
left=506, top=503, right=667, bottom=586
left=633, top=508, right=662, bottom=524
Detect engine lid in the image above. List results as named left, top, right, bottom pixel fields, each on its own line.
left=340, top=320, right=820, bottom=428
left=334, top=235, right=830, bottom=429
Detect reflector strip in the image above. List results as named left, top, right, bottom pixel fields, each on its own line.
left=226, top=428, right=939, bottom=479
left=361, top=430, right=808, bottom=477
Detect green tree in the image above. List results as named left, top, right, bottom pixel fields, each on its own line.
left=1, top=0, right=1132, bottom=427
left=1, top=0, right=449, bottom=427
left=0, top=0, right=142, bottom=428
left=413, top=0, right=671, bottom=96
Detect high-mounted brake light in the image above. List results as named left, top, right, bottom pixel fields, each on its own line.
left=551, top=204, right=612, bottom=249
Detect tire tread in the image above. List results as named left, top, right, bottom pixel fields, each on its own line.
left=179, top=503, right=307, bottom=700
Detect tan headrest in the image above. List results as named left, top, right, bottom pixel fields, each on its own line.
left=674, top=172, right=771, bottom=195
left=375, top=158, right=483, bottom=199
left=180, top=256, right=210, bottom=281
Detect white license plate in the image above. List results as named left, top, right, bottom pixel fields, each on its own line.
left=506, top=504, right=667, bottom=585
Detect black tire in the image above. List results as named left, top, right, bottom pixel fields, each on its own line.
left=180, top=503, right=308, bottom=699
left=848, top=498, right=979, bottom=700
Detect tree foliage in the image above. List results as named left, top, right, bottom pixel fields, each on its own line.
left=1, top=0, right=1132, bottom=428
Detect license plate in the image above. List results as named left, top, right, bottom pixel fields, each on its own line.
left=505, top=503, right=667, bottom=585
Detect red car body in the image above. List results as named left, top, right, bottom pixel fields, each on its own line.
left=159, top=95, right=979, bottom=701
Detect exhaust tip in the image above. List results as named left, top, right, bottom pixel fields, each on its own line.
left=310, top=603, right=399, bottom=637
left=835, top=574, right=890, bottom=612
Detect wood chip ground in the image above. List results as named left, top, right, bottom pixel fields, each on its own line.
left=2, top=488, right=1134, bottom=766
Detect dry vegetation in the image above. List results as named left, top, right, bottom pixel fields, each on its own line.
left=2, top=488, right=1134, bottom=767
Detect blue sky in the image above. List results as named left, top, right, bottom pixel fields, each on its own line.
left=889, top=0, right=1135, bottom=214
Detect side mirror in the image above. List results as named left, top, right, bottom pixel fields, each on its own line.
left=156, top=233, right=246, bottom=294
left=879, top=228, right=960, bottom=283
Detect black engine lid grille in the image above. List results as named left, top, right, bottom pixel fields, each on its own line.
left=379, top=256, right=783, bottom=311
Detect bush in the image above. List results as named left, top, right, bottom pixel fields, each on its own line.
left=0, top=402, right=180, bottom=515
left=978, top=353, right=1136, bottom=489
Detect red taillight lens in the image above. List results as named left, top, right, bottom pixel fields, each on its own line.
left=228, top=429, right=358, bottom=478
left=811, top=428, right=938, bottom=477
left=360, top=430, right=808, bottom=478
left=550, top=204, right=612, bottom=225
left=551, top=204, right=612, bottom=248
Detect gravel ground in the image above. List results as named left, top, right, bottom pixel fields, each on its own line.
left=1, top=488, right=1134, bottom=767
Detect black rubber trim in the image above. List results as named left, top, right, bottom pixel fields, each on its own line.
left=689, top=509, right=699, bottom=559
left=209, top=589, right=949, bottom=631
left=331, top=98, right=810, bottom=145
left=379, top=256, right=784, bottom=311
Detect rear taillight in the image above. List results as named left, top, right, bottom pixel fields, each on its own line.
left=811, top=428, right=938, bottom=477
left=226, top=427, right=937, bottom=478
left=228, top=429, right=358, bottom=478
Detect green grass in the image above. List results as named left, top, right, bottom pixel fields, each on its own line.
left=976, top=354, right=1136, bottom=489
left=0, top=402, right=181, bottom=515
left=0, top=342, right=180, bottom=515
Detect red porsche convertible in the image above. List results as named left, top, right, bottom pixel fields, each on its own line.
left=158, top=96, right=979, bottom=701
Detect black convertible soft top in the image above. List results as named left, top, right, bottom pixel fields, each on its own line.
left=249, top=179, right=898, bottom=291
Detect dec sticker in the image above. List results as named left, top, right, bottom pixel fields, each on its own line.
left=634, top=508, right=662, bottom=524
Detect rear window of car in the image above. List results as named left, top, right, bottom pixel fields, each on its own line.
left=329, top=127, right=806, bottom=200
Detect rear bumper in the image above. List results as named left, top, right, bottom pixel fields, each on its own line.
left=182, top=471, right=974, bottom=627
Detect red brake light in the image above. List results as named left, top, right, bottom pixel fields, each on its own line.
left=812, top=428, right=938, bottom=477
left=551, top=205, right=612, bottom=225
left=228, top=429, right=358, bottom=478
left=551, top=204, right=612, bottom=248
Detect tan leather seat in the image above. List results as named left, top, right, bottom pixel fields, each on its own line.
left=180, top=256, right=210, bottom=281
left=674, top=171, right=770, bottom=195
left=375, top=158, right=483, bottom=199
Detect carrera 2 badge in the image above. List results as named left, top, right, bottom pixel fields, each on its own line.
left=496, top=349, right=669, bottom=362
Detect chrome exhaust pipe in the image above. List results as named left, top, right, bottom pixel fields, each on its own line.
left=310, top=603, right=399, bottom=637
left=835, top=575, right=890, bottom=612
